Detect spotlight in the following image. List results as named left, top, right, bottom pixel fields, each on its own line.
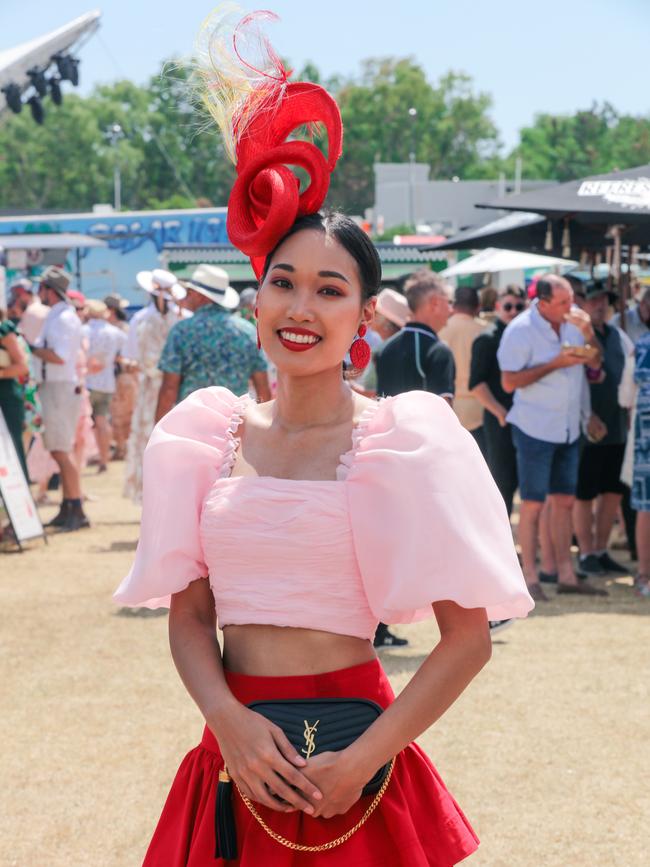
left=2, top=83, right=22, bottom=114
left=68, top=58, right=80, bottom=87
left=28, top=67, right=48, bottom=97
left=28, top=95, right=44, bottom=125
left=49, top=77, right=63, bottom=106
left=53, top=53, right=80, bottom=86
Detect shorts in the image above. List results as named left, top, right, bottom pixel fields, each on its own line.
left=142, top=659, right=479, bottom=866
left=576, top=442, right=626, bottom=500
left=89, top=389, right=113, bottom=418
left=511, top=425, right=580, bottom=502
left=39, top=381, right=82, bottom=452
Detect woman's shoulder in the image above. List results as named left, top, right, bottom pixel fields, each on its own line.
left=376, top=390, right=457, bottom=429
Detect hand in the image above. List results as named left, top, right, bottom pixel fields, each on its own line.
left=211, top=704, right=323, bottom=814
left=564, top=308, right=595, bottom=340
left=301, top=750, right=366, bottom=819
left=587, top=414, right=607, bottom=442
left=551, top=351, right=587, bottom=369
left=494, top=403, right=509, bottom=427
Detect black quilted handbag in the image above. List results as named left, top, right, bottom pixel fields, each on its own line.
left=214, top=698, right=394, bottom=860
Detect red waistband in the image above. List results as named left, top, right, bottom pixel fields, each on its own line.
left=201, top=658, right=394, bottom=755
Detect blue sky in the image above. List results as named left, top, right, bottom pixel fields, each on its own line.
left=2, top=0, right=648, bottom=152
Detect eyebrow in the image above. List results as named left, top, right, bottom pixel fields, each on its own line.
left=270, top=263, right=350, bottom=284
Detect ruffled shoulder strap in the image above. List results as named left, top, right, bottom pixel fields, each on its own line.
left=346, top=391, right=533, bottom=623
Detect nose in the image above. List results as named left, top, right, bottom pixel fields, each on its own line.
left=285, top=288, right=316, bottom=323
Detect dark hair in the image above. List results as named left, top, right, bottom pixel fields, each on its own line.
left=261, top=212, right=381, bottom=301
left=453, top=285, right=480, bottom=311
left=403, top=271, right=449, bottom=313
left=565, top=275, right=585, bottom=297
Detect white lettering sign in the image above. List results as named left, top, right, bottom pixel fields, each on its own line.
left=0, top=410, right=44, bottom=543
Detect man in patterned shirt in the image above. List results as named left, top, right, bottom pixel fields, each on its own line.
left=155, top=265, right=271, bottom=421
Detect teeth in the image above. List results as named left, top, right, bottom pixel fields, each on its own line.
left=279, top=331, right=319, bottom=344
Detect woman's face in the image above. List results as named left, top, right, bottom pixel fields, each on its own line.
left=258, top=229, right=375, bottom=375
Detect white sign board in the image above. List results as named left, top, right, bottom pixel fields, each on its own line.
left=0, top=409, right=43, bottom=542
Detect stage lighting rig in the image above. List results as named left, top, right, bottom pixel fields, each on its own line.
left=53, top=53, right=80, bottom=86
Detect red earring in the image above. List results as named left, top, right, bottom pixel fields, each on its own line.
left=349, top=323, right=371, bottom=369
left=254, top=306, right=261, bottom=350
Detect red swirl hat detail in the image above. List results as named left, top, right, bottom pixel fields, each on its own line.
left=194, top=7, right=343, bottom=279
left=228, top=83, right=343, bottom=277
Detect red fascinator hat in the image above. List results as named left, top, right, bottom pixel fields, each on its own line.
left=195, top=7, right=343, bottom=278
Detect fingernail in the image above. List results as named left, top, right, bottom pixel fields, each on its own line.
left=313, top=791, right=323, bottom=800
left=304, top=806, right=314, bottom=815
left=294, top=756, right=306, bottom=765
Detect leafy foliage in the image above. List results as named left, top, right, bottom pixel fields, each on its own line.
left=1, top=59, right=649, bottom=216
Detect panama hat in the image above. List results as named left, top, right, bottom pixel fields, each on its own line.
left=136, top=268, right=186, bottom=301
left=376, top=288, right=410, bottom=328
left=180, top=265, right=239, bottom=309
left=104, top=293, right=129, bottom=310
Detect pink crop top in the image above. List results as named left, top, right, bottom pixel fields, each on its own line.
left=114, top=387, right=533, bottom=639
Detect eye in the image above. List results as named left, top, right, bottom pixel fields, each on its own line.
left=272, top=278, right=292, bottom=289
left=319, top=287, right=343, bottom=297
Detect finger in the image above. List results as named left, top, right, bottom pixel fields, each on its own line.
left=252, top=781, right=303, bottom=814
left=271, top=728, right=307, bottom=767
left=272, top=756, right=323, bottom=802
left=267, top=772, right=316, bottom=813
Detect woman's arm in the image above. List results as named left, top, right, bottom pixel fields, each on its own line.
left=306, top=602, right=491, bottom=818
left=169, top=578, right=322, bottom=814
left=0, top=332, right=29, bottom=380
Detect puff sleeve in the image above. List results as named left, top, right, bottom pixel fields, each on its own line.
left=346, top=391, right=534, bottom=623
left=113, top=387, right=239, bottom=608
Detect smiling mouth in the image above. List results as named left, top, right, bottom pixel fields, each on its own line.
left=277, top=329, right=322, bottom=352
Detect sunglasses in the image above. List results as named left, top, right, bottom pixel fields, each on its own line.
left=503, top=302, right=525, bottom=312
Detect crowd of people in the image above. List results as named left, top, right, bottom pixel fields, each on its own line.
left=1, top=261, right=649, bottom=601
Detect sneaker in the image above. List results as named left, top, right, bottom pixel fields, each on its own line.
left=373, top=629, right=409, bottom=648
left=577, top=553, right=605, bottom=576
left=489, top=619, right=514, bottom=636
left=596, top=552, right=629, bottom=575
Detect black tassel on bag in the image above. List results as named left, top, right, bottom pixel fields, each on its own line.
left=215, top=768, right=238, bottom=860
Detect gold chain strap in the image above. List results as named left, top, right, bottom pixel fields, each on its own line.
left=235, top=758, right=395, bottom=853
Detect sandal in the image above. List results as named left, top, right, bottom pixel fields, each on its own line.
left=528, top=582, right=549, bottom=602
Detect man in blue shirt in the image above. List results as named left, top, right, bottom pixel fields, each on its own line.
left=498, top=275, right=607, bottom=601
left=155, top=265, right=271, bottom=421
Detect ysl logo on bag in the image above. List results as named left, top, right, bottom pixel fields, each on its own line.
left=301, top=720, right=319, bottom=759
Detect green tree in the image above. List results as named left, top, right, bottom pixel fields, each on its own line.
left=325, top=57, right=500, bottom=213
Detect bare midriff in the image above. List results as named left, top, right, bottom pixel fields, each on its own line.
left=222, top=624, right=377, bottom=677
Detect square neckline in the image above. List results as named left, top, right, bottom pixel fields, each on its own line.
left=218, top=393, right=387, bottom=483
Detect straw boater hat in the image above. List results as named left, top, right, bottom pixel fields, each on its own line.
left=86, top=299, right=108, bottom=318
left=376, top=288, right=410, bottom=328
left=179, top=265, right=239, bottom=309
left=136, top=268, right=186, bottom=301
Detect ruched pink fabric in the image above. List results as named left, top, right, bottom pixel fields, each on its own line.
left=114, top=386, right=533, bottom=630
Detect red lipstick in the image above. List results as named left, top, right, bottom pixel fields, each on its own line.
left=277, top=327, right=322, bottom=353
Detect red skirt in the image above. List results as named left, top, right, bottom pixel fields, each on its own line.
left=142, top=659, right=479, bottom=866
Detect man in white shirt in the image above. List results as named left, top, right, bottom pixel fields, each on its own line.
left=29, top=267, right=88, bottom=532
left=85, top=299, right=125, bottom=472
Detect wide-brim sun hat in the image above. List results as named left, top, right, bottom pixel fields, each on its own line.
left=179, top=264, right=239, bottom=309
left=136, top=268, right=187, bottom=301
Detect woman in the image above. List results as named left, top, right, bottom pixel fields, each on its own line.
left=115, top=11, right=532, bottom=865
left=0, top=308, right=30, bottom=478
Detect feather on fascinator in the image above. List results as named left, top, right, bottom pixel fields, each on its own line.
left=194, top=4, right=343, bottom=278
